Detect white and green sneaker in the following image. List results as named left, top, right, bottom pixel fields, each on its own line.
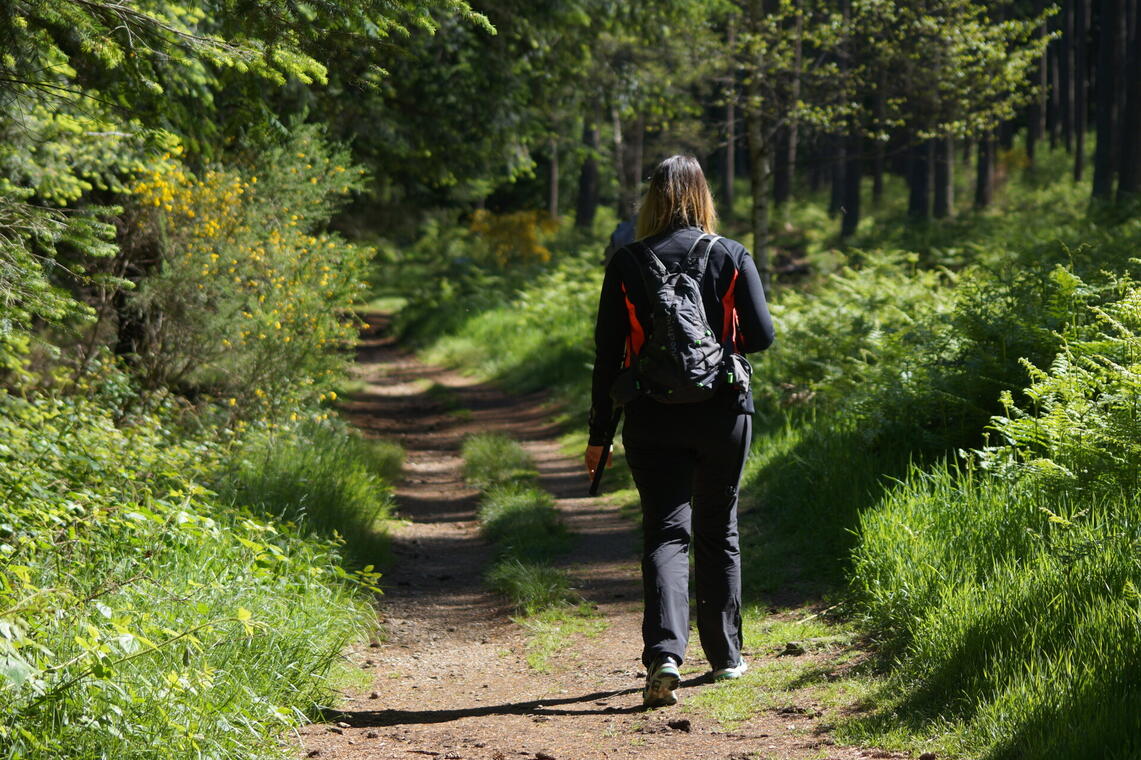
left=643, top=656, right=681, bottom=707
left=712, top=659, right=749, bottom=681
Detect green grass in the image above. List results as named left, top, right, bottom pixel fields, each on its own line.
left=516, top=604, right=607, bottom=672
left=0, top=398, right=383, bottom=759
left=219, top=421, right=402, bottom=567
left=487, top=559, right=577, bottom=616
left=685, top=606, right=878, bottom=732
left=478, top=482, right=570, bottom=561
left=461, top=432, right=538, bottom=489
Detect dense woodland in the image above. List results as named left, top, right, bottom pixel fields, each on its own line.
left=1, top=0, right=1139, bottom=758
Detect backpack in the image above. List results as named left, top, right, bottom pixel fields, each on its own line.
left=629, top=233, right=725, bottom=404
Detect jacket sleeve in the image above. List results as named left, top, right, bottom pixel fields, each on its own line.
left=734, top=252, right=775, bottom=353
left=588, top=259, right=628, bottom=445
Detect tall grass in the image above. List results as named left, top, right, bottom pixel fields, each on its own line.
left=220, top=421, right=402, bottom=567
left=0, top=400, right=384, bottom=759
left=844, top=276, right=1141, bottom=758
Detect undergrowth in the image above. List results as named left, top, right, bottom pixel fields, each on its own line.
left=0, top=395, right=389, bottom=758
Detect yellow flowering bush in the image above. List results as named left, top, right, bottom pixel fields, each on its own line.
left=468, top=209, right=560, bottom=268
left=125, top=126, right=369, bottom=416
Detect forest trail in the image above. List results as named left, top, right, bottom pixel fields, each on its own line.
left=296, top=314, right=899, bottom=760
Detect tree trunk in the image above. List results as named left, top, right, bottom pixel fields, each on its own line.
left=1118, top=0, right=1141, bottom=199
left=872, top=72, right=886, bottom=203
left=746, top=111, right=772, bottom=293
left=975, top=131, right=996, bottom=208
left=630, top=113, right=645, bottom=198
left=774, top=6, right=802, bottom=208
left=548, top=138, right=559, bottom=218
left=1027, top=18, right=1049, bottom=162
left=1074, top=0, right=1089, bottom=181
left=773, top=125, right=792, bottom=207
left=723, top=96, right=737, bottom=219
left=1047, top=32, right=1061, bottom=150
left=722, top=24, right=737, bottom=221
left=575, top=113, right=601, bottom=230
left=744, top=0, right=772, bottom=293
left=908, top=140, right=932, bottom=219
left=934, top=137, right=954, bottom=218
left=829, top=134, right=845, bottom=217
left=1092, top=0, right=1122, bottom=198
left=841, top=131, right=861, bottom=237
left=1061, top=0, right=1075, bottom=151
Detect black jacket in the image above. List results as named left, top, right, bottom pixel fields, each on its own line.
left=588, top=226, right=775, bottom=445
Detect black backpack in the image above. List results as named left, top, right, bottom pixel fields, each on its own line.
left=628, top=233, right=725, bottom=404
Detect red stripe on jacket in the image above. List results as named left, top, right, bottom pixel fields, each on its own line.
left=721, top=268, right=739, bottom=351
left=622, top=283, right=645, bottom=368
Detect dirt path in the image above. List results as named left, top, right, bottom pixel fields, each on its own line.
left=296, top=315, right=901, bottom=760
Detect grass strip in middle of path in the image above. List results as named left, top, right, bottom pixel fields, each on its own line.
left=462, top=432, right=605, bottom=671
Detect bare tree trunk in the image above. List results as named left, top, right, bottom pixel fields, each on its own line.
left=744, top=0, right=772, bottom=293
left=975, top=131, right=996, bottom=208
left=872, top=73, right=886, bottom=203
left=1027, top=18, right=1049, bottom=162
left=630, top=113, right=645, bottom=197
left=841, top=132, right=861, bottom=236
left=746, top=110, right=772, bottom=293
left=548, top=138, right=559, bottom=218
left=1062, top=0, right=1075, bottom=151
left=934, top=136, right=954, bottom=218
left=829, top=134, right=845, bottom=217
left=908, top=140, right=932, bottom=219
left=1075, top=0, right=1089, bottom=181
left=1047, top=32, right=1061, bottom=150
left=1092, top=0, right=1123, bottom=198
left=722, top=22, right=737, bottom=220
left=723, top=97, right=737, bottom=218
left=612, top=106, right=629, bottom=217
left=1118, top=0, right=1141, bottom=199
left=575, top=112, right=601, bottom=230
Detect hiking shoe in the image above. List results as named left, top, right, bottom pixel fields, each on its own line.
left=712, top=659, right=749, bottom=681
left=643, top=656, right=680, bottom=707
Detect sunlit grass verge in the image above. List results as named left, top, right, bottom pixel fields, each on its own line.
left=517, top=604, right=607, bottom=673
left=219, top=421, right=403, bottom=567
left=462, top=432, right=538, bottom=489
left=0, top=397, right=379, bottom=760
left=685, top=605, right=878, bottom=732
left=840, top=464, right=1141, bottom=760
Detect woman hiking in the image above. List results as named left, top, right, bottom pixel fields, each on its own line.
left=584, top=154, right=775, bottom=708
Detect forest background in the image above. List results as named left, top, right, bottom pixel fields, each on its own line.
left=0, top=0, right=1139, bottom=758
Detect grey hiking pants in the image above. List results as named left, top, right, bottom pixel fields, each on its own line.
left=622, top=395, right=752, bottom=671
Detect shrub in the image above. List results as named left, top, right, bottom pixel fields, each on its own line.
left=120, top=126, right=370, bottom=416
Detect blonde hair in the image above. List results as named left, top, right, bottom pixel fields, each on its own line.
left=635, top=155, right=718, bottom=240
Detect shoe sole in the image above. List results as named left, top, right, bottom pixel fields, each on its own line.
left=643, top=671, right=680, bottom=707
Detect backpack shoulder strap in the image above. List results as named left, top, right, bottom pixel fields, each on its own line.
left=627, top=241, right=670, bottom=291
left=684, top=234, right=721, bottom=280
